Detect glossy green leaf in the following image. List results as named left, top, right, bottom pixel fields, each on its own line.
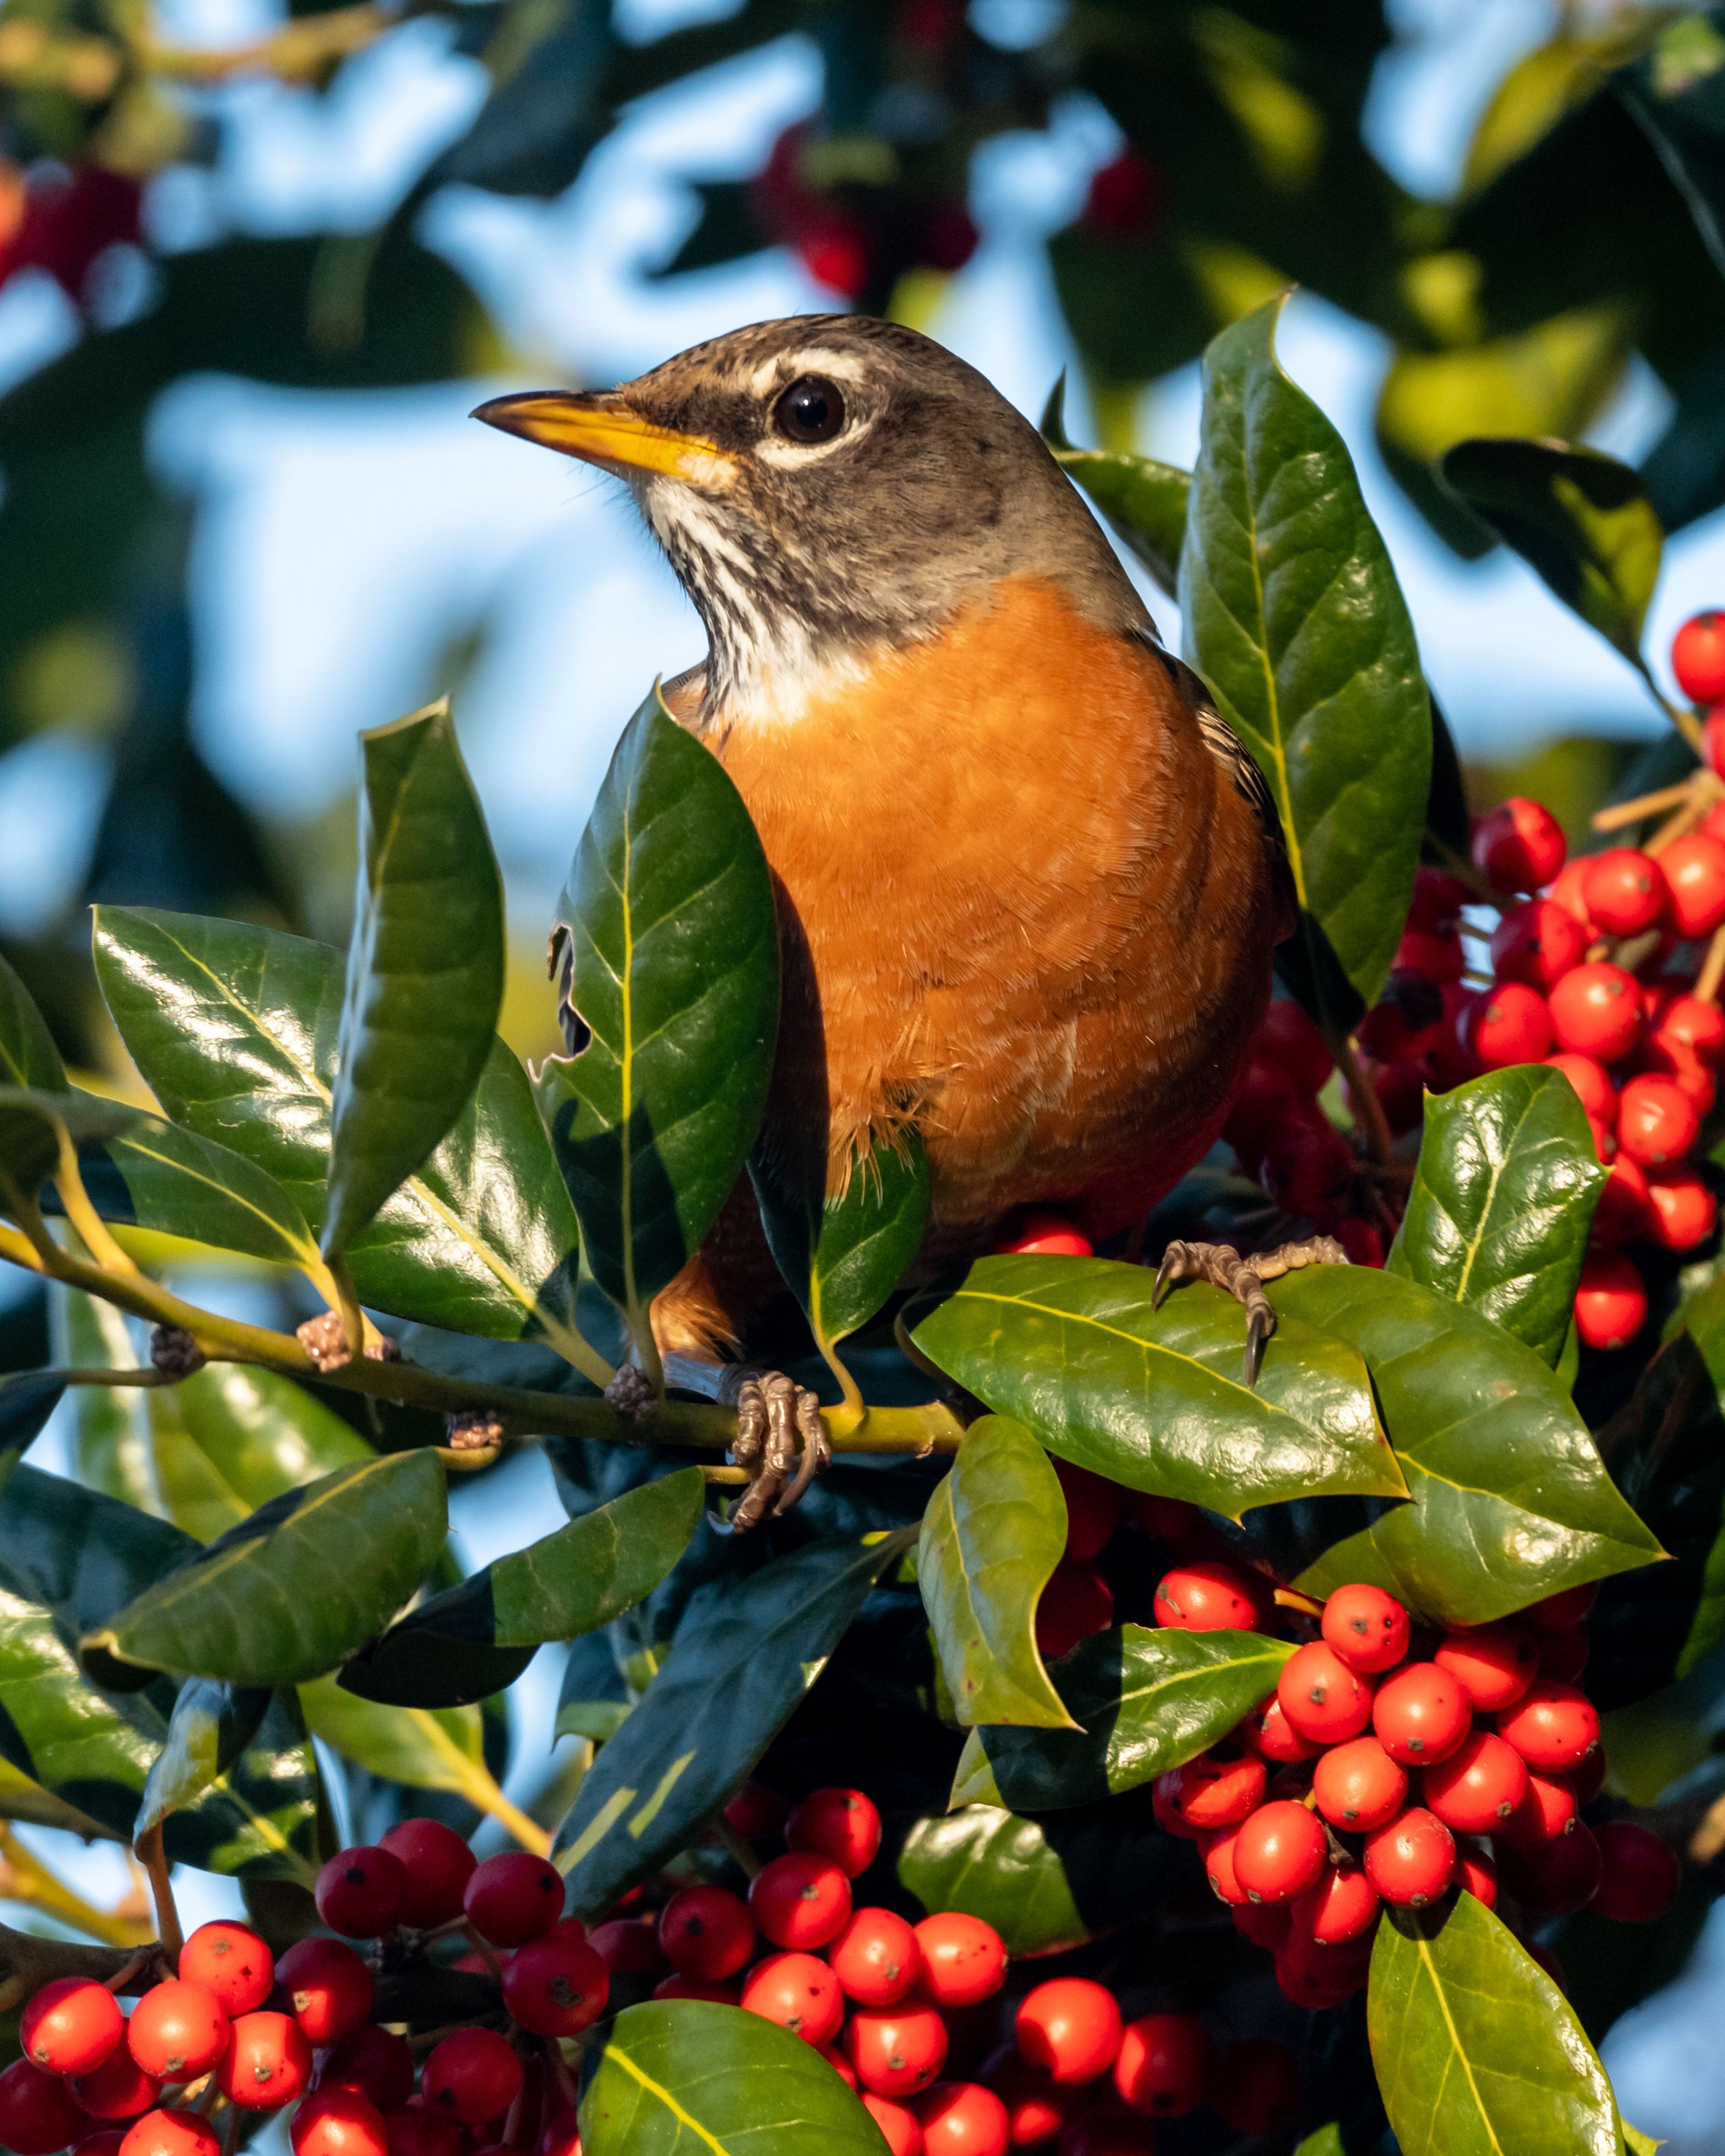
left=299, top=1676, right=489, bottom=1803
left=1439, top=438, right=1662, bottom=667
left=146, top=1364, right=376, bottom=1544
left=1368, top=1892, right=1618, bottom=2156
left=134, top=1680, right=271, bottom=1841
left=1388, top=1065, right=1605, bottom=1365
left=535, top=687, right=778, bottom=1343
left=342, top=1468, right=706, bottom=1707
left=0, top=1463, right=196, bottom=1637
left=0, top=1372, right=69, bottom=1492
left=50, top=1287, right=155, bottom=1512
left=555, top=1531, right=910, bottom=1915
left=0, top=1089, right=140, bottom=1215
left=1180, top=292, right=1430, bottom=1017
left=1042, top=377, right=1189, bottom=597
left=0, top=954, right=66, bottom=1091
left=1281, top=1268, right=1665, bottom=1623
left=82, top=1451, right=447, bottom=1688
left=98, top=1119, right=321, bottom=1272
left=754, top=1129, right=929, bottom=1368
left=919, top=1417, right=1074, bottom=1730
left=580, top=2001, right=889, bottom=2156
left=1294, top=2131, right=1344, bottom=2156
left=91, top=908, right=586, bottom=1350
left=950, top=1624, right=1294, bottom=1812
left=911, top=1255, right=1402, bottom=1517
left=325, top=702, right=506, bottom=1257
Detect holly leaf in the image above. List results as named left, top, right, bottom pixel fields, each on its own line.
left=534, top=686, right=778, bottom=1351
left=580, top=2001, right=889, bottom=2156
left=49, top=1287, right=152, bottom=1510
left=1281, top=1268, right=1666, bottom=1623
left=146, top=1364, right=377, bottom=1544
left=94, top=1119, right=323, bottom=1274
left=81, top=1452, right=447, bottom=1689
left=949, top=1624, right=1294, bottom=1812
left=1180, top=292, right=1430, bottom=1021
left=1042, top=377, right=1189, bottom=597
left=918, top=1417, right=1074, bottom=1731
left=1368, top=1891, right=1619, bottom=2156
left=298, top=1676, right=493, bottom=1812
left=1438, top=438, right=1663, bottom=669
left=1387, top=1065, right=1605, bottom=1366
left=1615, top=15, right=1725, bottom=282
left=0, top=1089, right=141, bottom=1215
left=133, top=1680, right=273, bottom=1843
left=0, top=1371, right=70, bottom=1492
left=0, top=955, right=66, bottom=1089
left=911, top=1255, right=1403, bottom=1517
left=324, top=702, right=506, bottom=1257
left=554, top=1532, right=910, bottom=1915
left=340, top=1469, right=707, bottom=1707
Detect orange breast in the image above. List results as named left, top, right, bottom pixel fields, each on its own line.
left=709, top=574, right=1280, bottom=1240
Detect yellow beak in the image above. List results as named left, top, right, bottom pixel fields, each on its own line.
left=472, top=391, right=737, bottom=488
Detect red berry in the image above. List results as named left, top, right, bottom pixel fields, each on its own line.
left=315, top=1846, right=406, bottom=1939
left=1592, top=1151, right=1652, bottom=1245
left=1153, top=1561, right=1268, bottom=1633
left=1260, top=1120, right=1354, bottom=1220
left=276, top=1939, right=371, bottom=2047
left=0, top=2059, right=90, bottom=2154
left=1655, top=992, right=1725, bottom=1065
left=1277, top=1641, right=1374, bottom=1744
left=1015, top=1979, right=1121, bottom=2086
left=1273, top=1940, right=1366, bottom=2010
left=1646, top=1165, right=1718, bottom=1251
left=1224, top=1060, right=1299, bottom=1170
left=1497, top=1678, right=1601, bottom=1771
left=1409, top=866, right=1469, bottom=935
left=463, top=1853, right=565, bottom=1948
left=911, top=1913, right=1006, bottom=2008
left=1672, top=610, right=1725, bottom=703
left=1372, top=1662, right=1472, bottom=1765
left=1334, top=1216, right=1387, bottom=1266
left=1152, top=1749, right=1264, bottom=1832
left=1420, top=1730, right=1529, bottom=1834
left=917, top=2082, right=1009, bottom=2156
left=1111, top=2013, right=1214, bottom=2118
left=1575, top=1250, right=1648, bottom=1348
left=749, top=1853, right=852, bottom=1951
left=22, top=1976, right=124, bottom=2077
left=830, top=1908, right=921, bottom=2006
left=1497, top=1768, right=1579, bottom=1848
left=317, top=2027, right=413, bottom=2114
left=1236, top=1693, right=1320, bottom=1763
left=1396, top=928, right=1465, bottom=983
left=1547, top=1052, right=1616, bottom=1121
left=1617, top=1073, right=1700, bottom=1165
left=1313, top=1734, right=1408, bottom=1831
left=1707, top=709, right=1725, bottom=780
left=1082, top=147, right=1160, bottom=238
left=740, top=1952, right=843, bottom=2045
left=992, top=1209, right=1092, bottom=1257
left=1232, top=1899, right=1292, bottom=1950
left=383, top=2106, right=463, bottom=2156
left=982, top=2055, right=1068, bottom=2147
left=861, top=2093, right=924, bottom=2156
left=1255, top=1001, right=1334, bottom=1094
left=1232, top=1801, right=1329, bottom=1903
left=1456, top=1844, right=1498, bottom=1908
left=1465, top=981, right=1553, bottom=1068
left=1057, top=2112, right=1156, bottom=2156
left=1321, top=1583, right=1410, bottom=1673
left=217, top=2013, right=312, bottom=2110
left=724, top=1782, right=789, bottom=1839
left=1434, top=1622, right=1538, bottom=1712
left=1473, top=797, right=1566, bottom=892
left=1291, top=1861, right=1380, bottom=1944
left=657, top=1885, right=754, bottom=1980
left=74, top=2052, right=163, bottom=2122
left=291, top=2092, right=390, bottom=2156
left=118, top=2116, right=219, bottom=2156
left=1656, top=833, right=1725, bottom=938
left=1036, top=1559, right=1114, bottom=1659
left=1550, top=963, right=1644, bottom=1063
left=127, top=1981, right=231, bottom=2081
left=377, top=1819, right=476, bottom=1929
left=1501, top=1820, right=1603, bottom=1914
left=421, top=2030, right=521, bottom=2127
left=1364, top=1806, right=1456, bottom=1907
left=1592, top=1822, right=1682, bottom=1922
left=536, top=2114, right=582, bottom=2156
left=1203, top=1823, right=1249, bottom=1905
left=587, top=1916, right=660, bottom=1974
left=850, top=2004, right=950, bottom=2097
left=178, top=1924, right=273, bottom=2017
left=1491, top=899, right=1588, bottom=989
left=1526, top=1583, right=1599, bottom=1631
left=1548, top=857, right=1594, bottom=926
left=1049, top=1458, right=1124, bottom=1560
left=1581, top=849, right=1668, bottom=936
left=501, top=1935, right=608, bottom=2038
left=652, top=1975, right=737, bottom=2003
left=1214, top=2039, right=1300, bottom=2137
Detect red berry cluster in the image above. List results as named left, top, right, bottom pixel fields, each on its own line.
left=1149, top=1559, right=1680, bottom=2006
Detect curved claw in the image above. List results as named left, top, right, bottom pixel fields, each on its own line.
left=1244, top=1301, right=1275, bottom=1387
left=725, top=1369, right=828, bottom=1531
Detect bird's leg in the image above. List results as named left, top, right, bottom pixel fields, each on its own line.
left=719, top=1367, right=830, bottom=1531
left=1152, top=1236, right=1348, bottom=1385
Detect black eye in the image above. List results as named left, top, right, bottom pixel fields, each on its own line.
left=772, top=375, right=845, bottom=444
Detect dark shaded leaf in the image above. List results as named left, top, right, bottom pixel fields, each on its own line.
left=911, top=1255, right=1402, bottom=1517
left=96, top=1120, right=321, bottom=1273
left=0, top=1089, right=141, bottom=1214
left=0, top=955, right=67, bottom=1090
left=134, top=1680, right=271, bottom=1841
left=949, top=1624, right=1294, bottom=1812
left=325, top=702, right=506, bottom=1257
left=918, top=1417, right=1073, bottom=1731
left=1615, top=14, right=1725, bottom=280
left=1042, top=377, right=1189, bottom=597
left=1387, top=1065, right=1605, bottom=1365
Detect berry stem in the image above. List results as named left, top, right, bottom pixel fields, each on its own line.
left=1273, top=1587, right=1325, bottom=1618
left=134, top=1823, right=184, bottom=1964
left=711, top=1816, right=764, bottom=1880
left=1592, top=780, right=1698, bottom=832
left=1333, top=1031, right=1394, bottom=1171
left=1697, top=923, right=1725, bottom=1006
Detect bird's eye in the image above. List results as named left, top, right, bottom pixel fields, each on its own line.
left=772, top=375, right=845, bottom=444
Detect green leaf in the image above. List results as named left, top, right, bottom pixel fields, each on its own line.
left=1387, top=1065, right=1605, bottom=1365
left=0, top=1371, right=70, bottom=1492
left=81, top=1452, right=448, bottom=1688
left=1294, top=2131, right=1345, bottom=2156
left=1180, top=292, right=1430, bottom=1018
left=1281, top=1268, right=1665, bottom=1623
left=145, top=1364, right=376, bottom=1544
left=0, top=1089, right=141, bottom=1214
left=91, top=908, right=587, bottom=1352
left=0, top=955, right=66, bottom=1090
left=325, top=702, right=506, bottom=1257
left=753, top=1130, right=929, bottom=1383
left=134, top=1680, right=271, bottom=1842
left=1615, top=16, right=1725, bottom=282
left=1438, top=438, right=1663, bottom=668
left=51, top=1287, right=157, bottom=1512
left=554, top=1531, right=910, bottom=1915
left=298, top=1676, right=489, bottom=1806
left=341, top=1469, right=707, bottom=1707
left=951, top=1624, right=1294, bottom=1812
left=918, top=1417, right=1074, bottom=1731
left=97, top=1119, right=322, bottom=1272
left=1042, top=377, right=1189, bottom=597
left=0, top=1463, right=196, bottom=1637
left=1368, top=1891, right=1618, bottom=2156
left=580, top=2001, right=890, bottom=2156
left=911, top=1255, right=1403, bottom=1517
left=535, top=686, right=778, bottom=1346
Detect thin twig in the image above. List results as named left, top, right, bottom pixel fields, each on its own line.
left=1698, top=923, right=1725, bottom=1005
left=1593, top=781, right=1697, bottom=832
left=1335, top=1031, right=1394, bottom=1171
left=135, top=1825, right=183, bottom=1964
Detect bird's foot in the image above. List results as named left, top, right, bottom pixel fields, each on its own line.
left=1152, top=1236, right=1348, bottom=1385
left=720, top=1368, right=830, bottom=1531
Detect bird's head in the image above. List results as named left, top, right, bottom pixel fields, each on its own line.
left=474, top=315, right=1149, bottom=723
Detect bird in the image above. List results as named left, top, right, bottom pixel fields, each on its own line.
left=475, top=314, right=1311, bottom=1525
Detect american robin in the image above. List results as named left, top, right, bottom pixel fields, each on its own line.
left=477, top=316, right=1318, bottom=1524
